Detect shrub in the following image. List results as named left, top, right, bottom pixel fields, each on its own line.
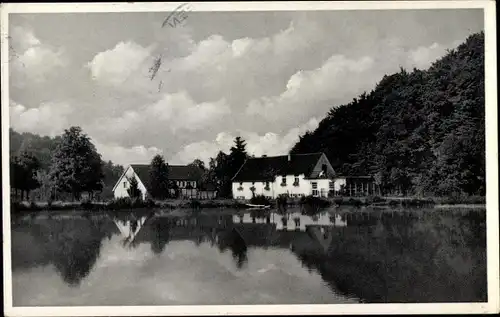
left=333, top=197, right=344, bottom=205
left=300, top=195, right=331, bottom=208
left=250, top=195, right=271, bottom=206
left=348, top=198, right=363, bottom=207
left=401, top=198, right=435, bottom=207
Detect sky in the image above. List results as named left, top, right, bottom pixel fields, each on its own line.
left=8, top=8, right=484, bottom=166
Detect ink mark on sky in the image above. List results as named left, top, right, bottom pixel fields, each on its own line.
left=162, top=3, right=192, bottom=29
left=149, top=54, right=163, bottom=80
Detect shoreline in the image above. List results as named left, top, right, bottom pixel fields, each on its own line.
left=10, top=196, right=486, bottom=216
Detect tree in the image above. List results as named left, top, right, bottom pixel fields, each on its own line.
left=189, top=159, right=206, bottom=171
left=226, top=136, right=249, bottom=197
left=49, top=127, right=104, bottom=201
left=149, top=155, right=169, bottom=199
left=229, top=136, right=248, bottom=171
left=127, top=176, right=142, bottom=199
left=290, top=32, right=485, bottom=198
left=10, top=152, right=41, bottom=201
left=188, top=159, right=206, bottom=184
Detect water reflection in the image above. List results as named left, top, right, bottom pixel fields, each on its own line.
left=11, top=207, right=486, bottom=305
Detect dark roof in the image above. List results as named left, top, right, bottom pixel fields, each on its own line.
left=130, top=164, right=203, bottom=186
left=231, top=153, right=324, bottom=182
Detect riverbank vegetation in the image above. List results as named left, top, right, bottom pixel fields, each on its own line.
left=10, top=194, right=485, bottom=216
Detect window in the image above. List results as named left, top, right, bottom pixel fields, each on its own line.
left=312, top=190, right=319, bottom=196
left=321, top=164, right=327, bottom=176
left=329, top=181, right=334, bottom=189
left=240, top=182, right=243, bottom=186
left=282, top=176, right=287, bottom=185
left=294, top=176, right=299, bottom=186
left=252, top=182, right=255, bottom=185
left=312, top=182, right=317, bottom=189
left=123, top=182, right=126, bottom=188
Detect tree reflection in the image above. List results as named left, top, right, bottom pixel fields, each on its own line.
left=151, top=218, right=171, bottom=255
left=292, top=209, right=487, bottom=303
left=216, top=228, right=248, bottom=269
left=17, top=217, right=111, bottom=287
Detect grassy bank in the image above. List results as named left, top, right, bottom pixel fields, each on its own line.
left=10, top=197, right=249, bottom=214
left=10, top=194, right=485, bottom=215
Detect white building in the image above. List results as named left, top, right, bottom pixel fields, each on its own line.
left=231, top=153, right=347, bottom=200
left=112, top=164, right=206, bottom=200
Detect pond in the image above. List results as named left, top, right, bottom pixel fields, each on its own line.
left=10, top=206, right=486, bottom=306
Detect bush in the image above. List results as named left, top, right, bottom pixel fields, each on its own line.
left=81, top=199, right=95, bottom=210
left=250, top=195, right=271, bottom=206
left=348, top=198, right=363, bottom=207
left=107, top=197, right=158, bottom=210
left=300, top=195, right=331, bottom=208
left=401, top=198, right=435, bottom=207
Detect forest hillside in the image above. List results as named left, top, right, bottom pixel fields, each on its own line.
left=291, top=32, right=485, bottom=197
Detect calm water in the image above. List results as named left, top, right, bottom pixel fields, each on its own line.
left=10, top=207, right=487, bottom=305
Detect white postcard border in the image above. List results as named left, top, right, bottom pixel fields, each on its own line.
left=1, top=1, right=498, bottom=316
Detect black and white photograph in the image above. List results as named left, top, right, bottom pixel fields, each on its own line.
left=1, top=1, right=498, bottom=316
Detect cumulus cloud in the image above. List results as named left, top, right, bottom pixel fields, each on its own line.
left=171, top=118, right=319, bottom=165
left=245, top=55, right=375, bottom=122
left=409, top=43, right=447, bottom=69
left=9, top=100, right=72, bottom=137
left=87, top=41, right=155, bottom=87
left=88, top=91, right=230, bottom=146
left=93, top=140, right=163, bottom=166
left=10, top=26, right=68, bottom=84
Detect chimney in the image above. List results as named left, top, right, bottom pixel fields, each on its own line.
left=288, top=154, right=291, bottom=162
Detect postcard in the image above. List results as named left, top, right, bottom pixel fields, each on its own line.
left=1, top=1, right=498, bottom=316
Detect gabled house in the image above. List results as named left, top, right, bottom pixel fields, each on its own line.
left=112, top=164, right=204, bottom=200
left=231, top=153, right=345, bottom=199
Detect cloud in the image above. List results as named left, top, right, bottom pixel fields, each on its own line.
left=92, top=140, right=163, bottom=166
left=10, top=27, right=68, bottom=84
left=171, top=118, right=319, bottom=165
left=9, top=100, right=72, bottom=137
left=409, top=43, right=447, bottom=69
left=88, top=91, right=230, bottom=147
left=87, top=41, right=155, bottom=87
left=245, top=54, right=375, bottom=122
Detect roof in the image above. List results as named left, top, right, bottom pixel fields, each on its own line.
left=130, top=164, right=203, bottom=187
left=231, top=153, right=325, bottom=182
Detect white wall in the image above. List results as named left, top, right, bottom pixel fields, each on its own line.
left=232, top=181, right=274, bottom=200
left=231, top=175, right=351, bottom=200
left=309, top=178, right=331, bottom=197
left=113, top=166, right=148, bottom=200
left=332, top=177, right=347, bottom=191
left=232, top=174, right=321, bottom=199
left=273, top=174, right=310, bottom=198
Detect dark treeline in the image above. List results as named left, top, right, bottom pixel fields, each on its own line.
left=291, top=32, right=485, bottom=197
left=10, top=128, right=124, bottom=201
left=10, top=126, right=251, bottom=204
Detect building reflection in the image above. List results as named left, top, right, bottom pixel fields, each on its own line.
left=12, top=210, right=351, bottom=287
